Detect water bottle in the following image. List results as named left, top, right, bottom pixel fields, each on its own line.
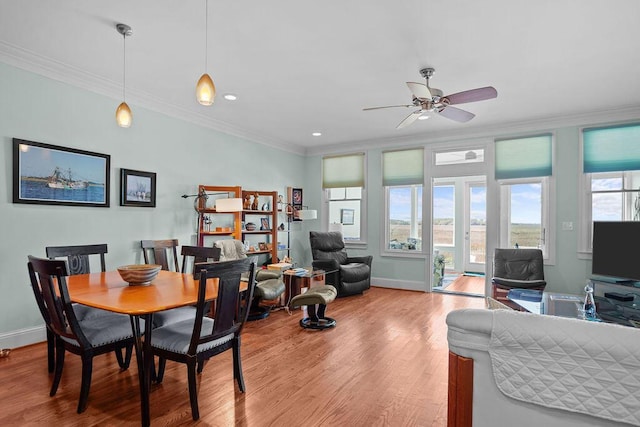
left=583, top=281, right=596, bottom=320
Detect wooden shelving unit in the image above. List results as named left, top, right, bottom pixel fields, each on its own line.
left=195, top=185, right=242, bottom=246
left=240, top=190, right=278, bottom=263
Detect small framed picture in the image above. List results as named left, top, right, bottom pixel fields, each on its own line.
left=341, top=208, right=355, bottom=225
left=260, top=217, right=270, bottom=230
left=292, top=188, right=303, bottom=208
left=120, top=168, right=156, bottom=207
left=258, top=242, right=268, bottom=251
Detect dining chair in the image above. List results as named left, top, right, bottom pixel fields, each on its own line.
left=151, top=258, right=256, bottom=420
left=141, top=239, right=180, bottom=272
left=180, top=245, right=222, bottom=274
left=44, top=243, right=123, bottom=373
left=27, top=255, right=138, bottom=414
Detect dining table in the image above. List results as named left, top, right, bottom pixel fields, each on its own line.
left=66, top=269, right=232, bottom=427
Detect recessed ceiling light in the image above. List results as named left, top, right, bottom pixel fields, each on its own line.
left=417, top=114, right=430, bottom=121
left=312, top=132, right=322, bottom=137
left=223, top=93, right=237, bottom=101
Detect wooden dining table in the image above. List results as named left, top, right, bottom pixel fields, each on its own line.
left=66, top=269, right=224, bottom=427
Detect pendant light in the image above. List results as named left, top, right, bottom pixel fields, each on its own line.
left=196, top=0, right=216, bottom=105
left=116, top=23, right=133, bottom=127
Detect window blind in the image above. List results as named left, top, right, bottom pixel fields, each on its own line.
left=583, top=123, right=640, bottom=173
left=495, top=134, right=552, bottom=180
left=322, top=153, right=365, bottom=188
left=382, top=148, right=424, bottom=186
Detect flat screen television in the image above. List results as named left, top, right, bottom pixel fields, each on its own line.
left=592, top=221, right=640, bottom=283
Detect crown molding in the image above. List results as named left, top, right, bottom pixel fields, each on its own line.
left=305, top=106, right=640, bottom=157
left=0, top=40, right=306, bottom=156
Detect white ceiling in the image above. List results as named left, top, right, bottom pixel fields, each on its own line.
left=2, top=0, right=640, bottom=155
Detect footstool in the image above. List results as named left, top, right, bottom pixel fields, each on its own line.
left=288, top=285, right=337, bottom=330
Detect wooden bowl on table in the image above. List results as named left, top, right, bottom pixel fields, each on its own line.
left=117, top=264, right=162, bottom=286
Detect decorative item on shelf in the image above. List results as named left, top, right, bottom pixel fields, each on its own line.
left=243, top=194, right=251, bottom=209
left=258, top=242, right=268, bottom=251
left=245, top=222, right=257, bottom=231
left=0, top=348, right=10, bottom=358
left=251, top=192, right=260, bottom=210
left=260, top=217, right=270, bottom=230
left=277, top=194, right=284, bottom=211
left=261, top=201, right=270, bottom=211
left=203, top=215, right=212, bottom=231
left=278, top=223, right=285, bottom=230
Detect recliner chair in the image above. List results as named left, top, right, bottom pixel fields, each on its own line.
left=215, top=240, right=285, bottom=320
left=309, top=231, right=372, bottom=297
left=491, top=248, right=546, bottom=309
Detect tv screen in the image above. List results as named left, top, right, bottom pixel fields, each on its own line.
left=592, top=221, right=640, bottom=282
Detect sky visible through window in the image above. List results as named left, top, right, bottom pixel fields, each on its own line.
left=389, top=187, right=422, bottom=222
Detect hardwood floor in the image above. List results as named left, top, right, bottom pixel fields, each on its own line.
left=443, top=275, right=485, bottom=294
left=0, top=287, right=484, bottom=426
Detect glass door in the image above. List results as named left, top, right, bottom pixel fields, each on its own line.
left=464, top=182, right=486, bottom=274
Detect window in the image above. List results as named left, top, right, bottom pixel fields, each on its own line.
left=322, top=153, right=366, bottom=243
left=433, top=183, right=455, bottom=268
left=383, top=148, right=424, bottom=253
left=579, top=124, right=640, bottom=254
left=496, top=134, right=555, bottom=261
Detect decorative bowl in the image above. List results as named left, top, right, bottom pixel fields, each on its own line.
left=0, top=348, right=10, bottom=358
left=245, top=222, right=257, bottom=231
left=117, top=264, right=162, bottom=286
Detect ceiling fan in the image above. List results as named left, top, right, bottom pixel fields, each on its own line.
left=363, top=68, right=497, bottom=129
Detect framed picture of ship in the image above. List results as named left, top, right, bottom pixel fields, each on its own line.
left=12, top=138, right=110, bottom=207
left=120, top=169, right=156, bottom=207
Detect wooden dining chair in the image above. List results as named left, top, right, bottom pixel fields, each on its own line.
left=151, top=258, right=256, bottom=420
left=180, top=245, right=222, bottom=274
left=27, top=255, right=137, bottom=414
left=44, top=243, right=117, bottom=373
left=141, top=239, right=180, bottom=271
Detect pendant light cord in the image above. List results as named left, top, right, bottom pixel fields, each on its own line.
left=122, top=32, right=126, bottom=102
left=204, top=0, right=208, bottom=71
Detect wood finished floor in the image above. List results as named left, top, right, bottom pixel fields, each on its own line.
left=0, top=287, right=484, bottom=426
left=443, top=275, right=485, bottom=294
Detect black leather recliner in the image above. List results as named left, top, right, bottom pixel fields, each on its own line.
left=491, top=248, right=546, bottom=308
left=309, top=231, right=372, bottom=297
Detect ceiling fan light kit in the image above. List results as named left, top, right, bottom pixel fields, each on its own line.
left=363, top=67, right=497, bottom=129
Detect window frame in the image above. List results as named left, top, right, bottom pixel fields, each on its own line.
left=498, top=175, right=555, bottom=264
left=382, top=184, right=424, bottom=257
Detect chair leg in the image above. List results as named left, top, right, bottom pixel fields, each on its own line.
left=77, top=355, right=93, bottom=414
left=197, top=357, right=207, bottom=374
left=124, top=342, right=133, bottom=369
left=233, top=337, right=245, bottom=392
left=46, top=329, right=55, bottom=373
left=50, top=339, right=65, bottom=397
left=156, top=357, right=167, bottom=383
left=187, top=361, right=200, bottom=420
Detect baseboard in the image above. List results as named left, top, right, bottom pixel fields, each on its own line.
left=0, top=325, right=46, bottom=350
left=371, top=277, right=427, bottom=292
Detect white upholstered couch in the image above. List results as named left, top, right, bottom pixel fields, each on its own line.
left=446, top=308, right=640, bottom=427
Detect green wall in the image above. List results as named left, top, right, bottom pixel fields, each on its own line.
left=0, top=62, right=308, bottom=345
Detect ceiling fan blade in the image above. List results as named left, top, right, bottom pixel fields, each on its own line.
left=437, top=106, right=475, bottom=123
left=363, top=104, right=414, bottom=111
left=396, top=110, right=422, bottom=129
left=445, top=86, right=497, bottom=105
left=406, top=82, right=431, bottom=99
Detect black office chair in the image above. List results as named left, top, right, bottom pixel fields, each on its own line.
left=27, top=256, right=136, bottom=414
left=491, top=248, right=546, bottom=309
left=309, top=231, right=372, bottom=297
left=151, top=258, right=256, bottom=420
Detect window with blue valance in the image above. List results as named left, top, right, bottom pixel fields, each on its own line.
left=495, top=134, right=552, bottom=180
left=583, top=123, right=640, bottom=173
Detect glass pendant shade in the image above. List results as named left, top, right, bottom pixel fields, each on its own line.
left=116, top=102, right=132, bottom=128
left=196, top=73, right=216, bottom=105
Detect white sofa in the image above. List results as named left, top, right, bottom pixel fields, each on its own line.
left=446, top=308, right=640, bottom=427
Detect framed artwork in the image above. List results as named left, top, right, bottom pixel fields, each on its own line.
left=260, top=217, right=270, bottom=230
left=292, top=188, right=303, bottom=208
left=12, top=138, right=110, bottom=207
left=341, top=208, right=355, bottom=225
left=120, top=169, right=156, bottom=207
